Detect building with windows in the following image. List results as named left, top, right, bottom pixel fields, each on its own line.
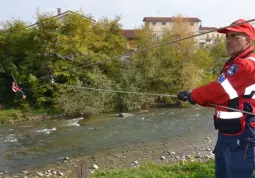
left=198, top=27, right=225, bottom=47
left=142, top=16, right=223, bottom=47
left=143, top=17, right=201, bottom=42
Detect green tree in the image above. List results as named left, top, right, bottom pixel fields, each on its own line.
left=52, top=14, right=127, bottom=114
left=208, top=39, right=228, bottom=77
left=0, top=20, right=36, bottom=106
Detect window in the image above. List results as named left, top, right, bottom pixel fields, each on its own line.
left=152, top=22, right=156, bottom=26
left=199, top=42, right=205, bottom=48
left=156, top=36, right=161, bottom=42
left=190, top=22, right=194, bottom=26
left=162, top=22, right=166, bottom=25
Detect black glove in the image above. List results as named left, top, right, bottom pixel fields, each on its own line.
left=177, top=91, right=196, bottom=105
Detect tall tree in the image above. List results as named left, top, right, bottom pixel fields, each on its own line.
left=0, top=20, right=36, bottom=105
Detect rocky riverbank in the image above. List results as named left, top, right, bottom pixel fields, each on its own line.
left=7, top=133, right=217, bottom=178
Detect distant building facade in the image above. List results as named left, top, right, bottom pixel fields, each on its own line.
left=142, top=16, right=223, bottom=47
left=143, top=17, right=201, bottom=42
left=199, top=27, right=225, bottom=47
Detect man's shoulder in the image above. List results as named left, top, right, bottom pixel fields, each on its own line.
left=244, top=55, right=255, bottom=63
left=236, top=54, right=255, bottom=64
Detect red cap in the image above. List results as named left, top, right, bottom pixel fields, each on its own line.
left=217, top=19, right=255, bottom=40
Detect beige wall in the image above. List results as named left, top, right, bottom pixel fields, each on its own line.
left=198, top=30, right=225, bottom=47
left=147, top=21, right=200, bottom=37
left=145, top=20, right=201, bottom=43
left=144, top=20, right=226, bottom=47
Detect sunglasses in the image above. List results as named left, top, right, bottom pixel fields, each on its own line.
left=225, top=34, right=247, bottom=39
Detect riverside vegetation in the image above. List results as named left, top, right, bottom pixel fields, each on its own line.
left=11, top=161, right=216, bottom=178
left=89, top=161, right=216, bottom=178
left=0, top=10, right=229, bottom=123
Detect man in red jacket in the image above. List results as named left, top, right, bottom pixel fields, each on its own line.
left=177, top=19, right=255, bottom=177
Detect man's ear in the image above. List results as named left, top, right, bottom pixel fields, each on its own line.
left=246, top=38, right=253, bottom=46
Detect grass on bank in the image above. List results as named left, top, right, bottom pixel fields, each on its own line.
left=0, top=108, right=59, bottom=124
left=89, top=161, right=215, bottom=178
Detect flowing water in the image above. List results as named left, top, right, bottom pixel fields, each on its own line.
left=0, top=106, right=217, bottom=173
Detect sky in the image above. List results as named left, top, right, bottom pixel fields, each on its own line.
left=1, top=0, right=255, bottom=29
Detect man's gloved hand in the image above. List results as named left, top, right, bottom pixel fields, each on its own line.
left=177, top=91, right=190, bottom=101
left=177, top=91, right=196, bottom=105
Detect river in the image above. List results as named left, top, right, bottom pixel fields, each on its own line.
left=0, top=106, right=217, bottom=173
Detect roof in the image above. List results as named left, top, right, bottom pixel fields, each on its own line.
left=143, top=17, right=201, bottom=22
left=122, top=29, right=135, bottom=39
left=200, top=27, right=218, bottom=31
left=27, top=10, right=95, bottom=29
